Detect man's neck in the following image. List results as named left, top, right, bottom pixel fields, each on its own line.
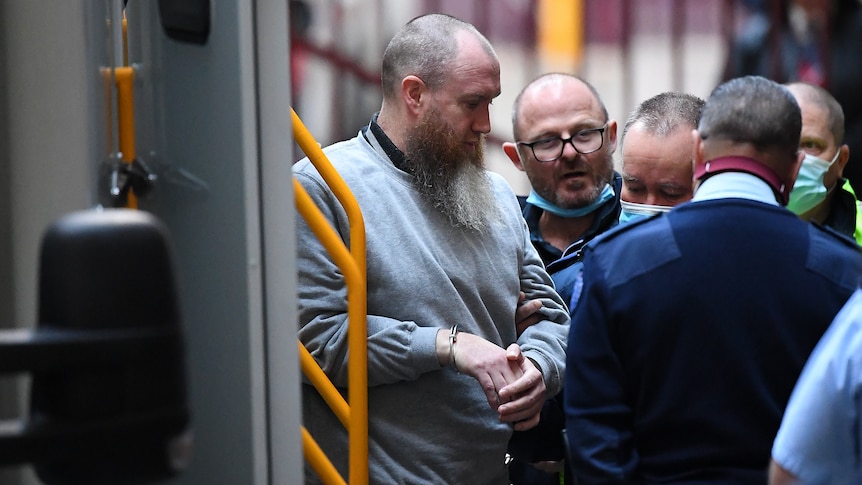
left=539, top=211, right=596, bottom=252
left=376, top=106, right=408, bottom=153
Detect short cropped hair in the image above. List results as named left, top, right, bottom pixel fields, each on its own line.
left=381, top=14, right=493, bottom=100
left=621, top=92, right=705, bottom=144
left=786, top=82, right=846, bottom=144
left=698, top=76, right=801, bottom=159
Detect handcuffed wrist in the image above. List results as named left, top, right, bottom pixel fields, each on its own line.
left=449, top=324, right=460, bottom=373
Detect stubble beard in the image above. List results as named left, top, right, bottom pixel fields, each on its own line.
left=547, top=152, right=615, bottom=209
left=405, top=109, right=500, bottom=231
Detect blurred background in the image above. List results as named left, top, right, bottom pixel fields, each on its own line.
left=290, top=0, right=862, bottom=194
left=290, top=0, right=729, bottom=194
left=2, top=1, right=860, bottom=484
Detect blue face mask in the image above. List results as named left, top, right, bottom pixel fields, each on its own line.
left=618, top=199, right=673, bottom=224
left=526, top=184, right=615, bottom=218
left=787, top=150, right=840, bottom=215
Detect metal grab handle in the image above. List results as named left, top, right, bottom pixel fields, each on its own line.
left=292, top=108, right=368, bottom=485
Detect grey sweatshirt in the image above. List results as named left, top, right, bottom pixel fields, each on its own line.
left=295, top=127, right=570, bottom=485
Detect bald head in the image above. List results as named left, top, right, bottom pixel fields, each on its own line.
left=381, top=13, right=496, bottom=101
left=786, top=82, right=845, bottom=144
left=503, top=72, right=616, bottom=211
left=511, top=73, right=608, bottom=141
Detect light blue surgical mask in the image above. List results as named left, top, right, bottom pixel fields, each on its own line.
left=526, top=184, right=615, bottom=218
left=787, top=150, right=841, bottom=215
left=618, top=199, right=673, bottom=224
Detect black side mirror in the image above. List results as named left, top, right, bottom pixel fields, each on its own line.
left=0, top=209, right=191, bottom=484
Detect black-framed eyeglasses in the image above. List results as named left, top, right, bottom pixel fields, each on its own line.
left=516, top=125, right=607, bottom=162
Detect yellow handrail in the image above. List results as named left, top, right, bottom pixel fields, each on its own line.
left=291, top=109, right=367, bottom=279
left=303, top=427, right=347, bottom=485
left=115, top=66, right=136, bottom=207
left=115, top=14, right=137, bottom=208
left=298, top=341, right=349, bottom=428
left=293, top=108, right=368, bottom=485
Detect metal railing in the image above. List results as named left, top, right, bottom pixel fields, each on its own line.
left=292, top=108, right=368, bottom=485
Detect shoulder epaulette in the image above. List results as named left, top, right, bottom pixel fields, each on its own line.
left=588, top=213, right=660, bottom=247
left=811, top=221, right=862, bottom=252
left=548, top=215, right=663, bottom=275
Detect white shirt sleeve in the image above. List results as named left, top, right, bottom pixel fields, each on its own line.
left=771, top=288, right=862, bottom=485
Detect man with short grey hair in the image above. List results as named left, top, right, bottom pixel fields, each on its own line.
left=618, top=91, right=704, bottom=223
left=564, top=76, right=862, bottom=484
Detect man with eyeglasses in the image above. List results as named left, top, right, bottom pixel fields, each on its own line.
left=502, top=73, right=620, bottom=485
left=503, top=73, right=621, bottom=271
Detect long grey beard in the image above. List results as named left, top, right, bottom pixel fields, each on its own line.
left=413, top=158, right=501, bottom=231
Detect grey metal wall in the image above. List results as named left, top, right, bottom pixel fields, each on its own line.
left=0, top=1, right=301, bottom=483
left=1, top=2, right=110, bottom=482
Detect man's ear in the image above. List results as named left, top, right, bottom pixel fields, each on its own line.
left=835, top=144, right=851, bottom=177
left=605, top=119, right=619, bottom=154
left=401, top=75, right=426, bottom=116
left=691, top=129, right=706, bottom=188
left=786, top=149, right=805, bottom=189
left=691, top=129, right=704, bottom=165
left=503, top=142, right=526, bottom=172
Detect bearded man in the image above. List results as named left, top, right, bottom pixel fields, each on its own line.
left=293, top=13, right=569, bottom=485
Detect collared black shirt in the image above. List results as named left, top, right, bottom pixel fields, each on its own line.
left=362, top=113, right=412, bottom=174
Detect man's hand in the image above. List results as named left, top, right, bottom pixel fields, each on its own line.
left=515, top=292, right=544, bottom=336
left=497, top=344, right=546, bottom=431
left=768, top=459, right=801, bottom=485
left=437, top=330, right=526, bottom=410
